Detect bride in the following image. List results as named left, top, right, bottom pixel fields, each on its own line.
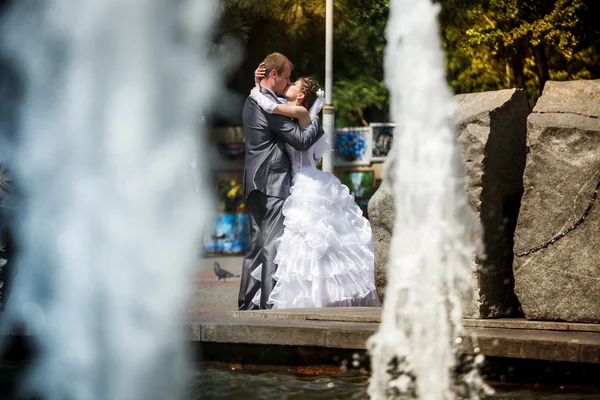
left=249, top=70, right=380, bottom=309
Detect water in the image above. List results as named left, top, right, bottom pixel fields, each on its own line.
left=186, top=367, right=600, bottom=400
left=184, top=367, right=600, bottom=400
left=367, top=0, right=486, bottom=399
left=1, top=363, right=598, bottom=400
left=0, top=1, right=216, bottom=399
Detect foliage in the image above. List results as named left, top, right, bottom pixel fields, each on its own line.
left=330, top=0, right=389, bottom=126
left=217, top=0, right=390, bottom=127
left=218, top=0, right=600, bottom=126
left=333, top=76, right=388, bottom=127
left=438, top=0, right=599, bottom=103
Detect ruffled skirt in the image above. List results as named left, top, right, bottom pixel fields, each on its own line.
left=257, top=167, right=380, bottom=309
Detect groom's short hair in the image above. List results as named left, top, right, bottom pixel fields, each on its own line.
left=263, top=52, right=293, bottom=76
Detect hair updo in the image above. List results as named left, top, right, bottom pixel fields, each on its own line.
left=298, top=77, right=320, bottom=111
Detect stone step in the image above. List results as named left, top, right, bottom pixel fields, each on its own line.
left=190, top=309, right=600, bottom=364
left=228, top=307, right=600, bottom=332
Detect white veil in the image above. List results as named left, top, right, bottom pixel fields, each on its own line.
left=309, top=88, right=325, bottom=120
left=307, top=88, right=332, bottom=161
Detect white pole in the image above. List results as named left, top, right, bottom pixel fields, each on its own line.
left=322, top=0, right=335, bottom=173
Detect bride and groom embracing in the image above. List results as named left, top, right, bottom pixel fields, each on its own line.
left=238, top=52, right=380, bottom=311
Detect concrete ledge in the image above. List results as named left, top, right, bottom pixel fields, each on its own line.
left=189, top=315, right=600, bottom=365
left=463, top=318, right=600, bottom=333
left=188, top=317, right=377, bottom=349
left=228, top=307, right=381, bottom=323
left=229, top=308, right=600, bottom=332
left=461, top=328, right=600, bottom=363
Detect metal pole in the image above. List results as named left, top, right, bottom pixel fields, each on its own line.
left=322, top=0, right=335, bottom=174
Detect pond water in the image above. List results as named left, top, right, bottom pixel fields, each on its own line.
left=1, top=362, right=600, bottom=400
left=186, top=365, right=600, bottom=400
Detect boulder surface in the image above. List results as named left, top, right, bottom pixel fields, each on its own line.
left=370, top=89, right=529, bottom=318
left=513, top=80, right=600, bottom=322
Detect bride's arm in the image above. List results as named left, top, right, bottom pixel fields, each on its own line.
left=249, top=88, right=311, bottom=128
left=254, top=62, right=264, bottom=88
left=271, top=104, right=311, bottom=128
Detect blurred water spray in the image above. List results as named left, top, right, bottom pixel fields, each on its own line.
left=367, top=0, right=489, bottom=399
left=0, top=1, right=217, bottom=399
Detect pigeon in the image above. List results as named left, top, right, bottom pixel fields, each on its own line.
left=213, top=262, right=239, bottom=281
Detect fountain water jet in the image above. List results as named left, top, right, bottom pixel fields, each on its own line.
left=367, top=0, right=489, bottom=399
left=0, top=1, right=217, bottom=399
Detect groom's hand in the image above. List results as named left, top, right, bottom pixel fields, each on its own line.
left=254, top=62, right=266, bottom=85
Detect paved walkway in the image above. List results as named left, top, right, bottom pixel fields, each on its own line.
left=187, top=256, right=243, bottom=317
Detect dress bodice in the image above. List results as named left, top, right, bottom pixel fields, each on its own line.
left=285, top=135, right=331, bottom=177
left=285, top=144, right=314, bottom=176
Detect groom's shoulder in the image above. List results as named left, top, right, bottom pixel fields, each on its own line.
left=243, top=94, right=263, bottom=114
left=242, top=96, right=269, bottom=126
left=242, top=90, right=278, bottom=117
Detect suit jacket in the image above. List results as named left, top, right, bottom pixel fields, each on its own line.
left=242, top=86, right=325, bottom=199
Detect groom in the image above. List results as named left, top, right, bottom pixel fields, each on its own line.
left=238, top=52, right=325, bottom=310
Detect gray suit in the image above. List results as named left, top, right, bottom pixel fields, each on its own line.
left=239, top=86, right=324, bottom=310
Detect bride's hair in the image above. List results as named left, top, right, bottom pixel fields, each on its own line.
left=298, top=77, right=320, bottom=111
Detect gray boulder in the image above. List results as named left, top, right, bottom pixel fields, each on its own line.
left=368, top=181, right=394, bottom=302
left=369, top=88, right=529, bottom=317
left=456, top=89, right=529, bottom=318
left=513, top=80, right=600, bottom=322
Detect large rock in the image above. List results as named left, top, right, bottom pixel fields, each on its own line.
left=456, top=89, right=529, bottom=318
left=513, top=80, right=600, bottom=322
left=368, top=182, right=394, bottom=302
left=369, top=89, right=529, bottom=317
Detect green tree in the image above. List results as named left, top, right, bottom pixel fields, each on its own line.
left=467, top=1, right=583, bottom=90
left=217, top=0, right=599, bottom=126
left=439, top=0, right=599, bottom=102
left=217, top=0, right=390, bottom=127
left=333, top=76, right=387, bottom=127
left=331, top=0, right=389, bottom=126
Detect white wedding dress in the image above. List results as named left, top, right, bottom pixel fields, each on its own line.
left=249, top=88, right=381, bottom=309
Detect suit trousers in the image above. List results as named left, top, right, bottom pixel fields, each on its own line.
left=238, top=190, right=285, bottom=310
